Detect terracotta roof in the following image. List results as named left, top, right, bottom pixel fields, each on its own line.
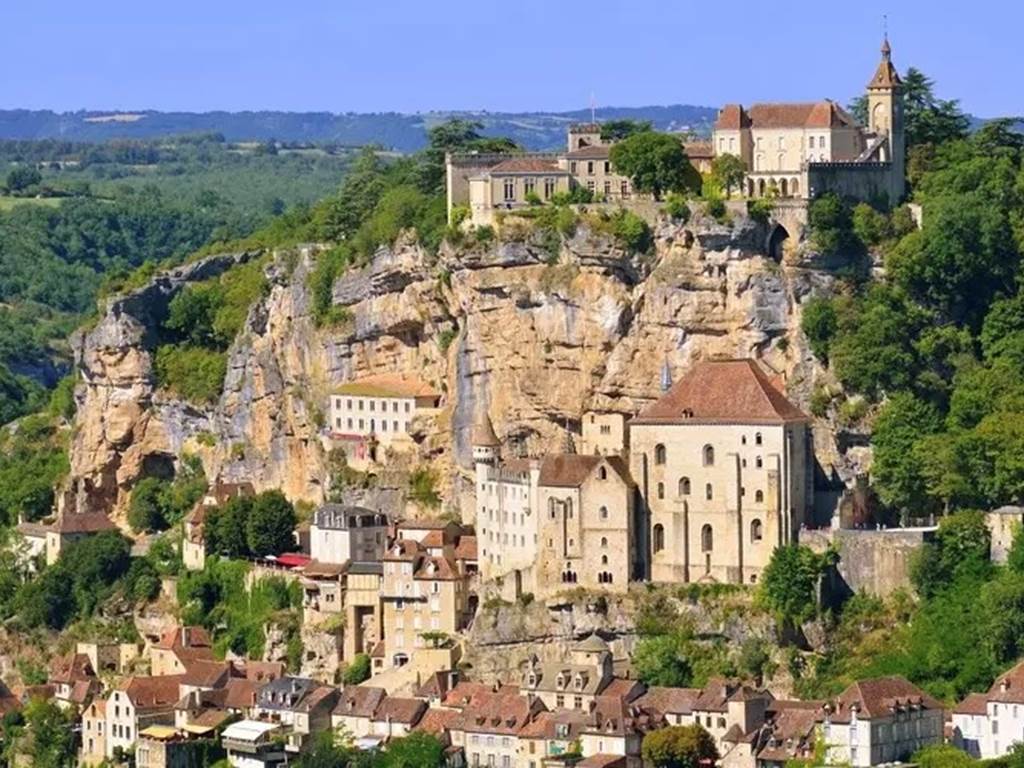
left=987, top=661, right=1024, bottom=703
left=636, top=686, right=702, bottom=715
left=538, top=454, right=631, bottom=488
left=601, top=677, right=645, bottom=702
left=239, top=661, right=285, bottom=682
left=583, top=694, right=661, bottom=737
left=69, top=679, right=99, bottom=705
left=954, top=692, right=988, bottom=716
left=420, top=530, right=446, bottom=548
left=566, top=145, right=611, bottom=160
left=454, top=535, right=477, bottom=561
left=53, top=512, right=117, bottom=534
left=442, top=681, right=496, bottom=709
left=374, top=696, right=427, bottom=725
left=119, top=675, right=186, bottom=709
left=683, top=141, right=714, bottom=159
left=519, top=709, right=589, bottom=739
left=16, top=521, right=49, bottom=538
left=715, top=105, right=751, bottom=130
left=868, top=38, right=902, bottom=89
left=414, top=707, right=460, bottom=736
left=385, top=539, right=423, bottom=561
left=830, top=676, right=943, bottom=722
left=415, top=671, right=451, bottom=700
left=302, top=560, right=348, bottom=578
left=335, top=686, right=387, bottom=718
left=181, top=661, right=232, bottom=688
left=156, top=626, right=212, bottom=652
left=49, top=653, right=94, bottom=685
left=370, top=641, right=385, bottom=659
left=756, top=703, right=822, bottom=763
left=454, top=692, right=543, bottom=735
left=488, top=157, right=568, bottom=174
left=577, top=756, right=627, bottom=768
left=636, top=359, right=807, bottom=424
left=414, top=555, right=461, bottom=581
left=334, top=374, right=440, bottom=399
left=472, top=414, right=501, bottom=447
left=223, top=678, right=262, bottom=710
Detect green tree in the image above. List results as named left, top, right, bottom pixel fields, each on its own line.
left=870, top=393, right=942, bottom=515
left=800, top=297, right=838, bottom=362
left=3, top=697, right=76, bottom=768
left=911, top=744, right=976, bottom=768
left=5, top=166, right=42, bottom=192
left=380, top=732, right=446, bottom=768
left=128, top=476, right=171, bottom=533
left=599, top=120, right=652, bottom=142
left=206, top=496, right=253, bottom=558
left=901, top=67, right=970, bottom=149
left=246, top=490, right=296, bottom=557
left=633, top=634, right=694, bottom=687
left=342, top=653, right=372, bottom=685
left=910, top=511, right=991, bottom=599
left=759, top=545, right=828, bottom=623
left=610, top=132, right=700, bottom=200
left=710, top=154, right=746, bottom=199
left=642, top=725, right=719, bottom=768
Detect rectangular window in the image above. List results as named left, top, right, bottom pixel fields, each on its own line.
left=347, top=399, right=352, bottom=409
left=381, top=421, right=388, bottom=431
left=544, top=178, right=555, bottom=199
left=393, top=420, right=399, bottom=432
left=809, top=136, right=815, bottom=148
left=587, top=161, right=594, bottom=175
left=369, top=401, right=375, bottom=411
left=620, top=180, right=629, bottom=196
left=604, top=181, right=611, bottom=196
left=729, top=137, right=735, bottom=151
left=604, top=161, right=611, bottom=174
left=587, top=180, right=595, bottom=193
left=570, top=161, right=577, bottom=173
left=524, top=178, right=535, bottom=196
left=503, top=178, right=515, bottom=201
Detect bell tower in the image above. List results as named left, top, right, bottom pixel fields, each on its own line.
left=866, top=35, right=905, bottom=201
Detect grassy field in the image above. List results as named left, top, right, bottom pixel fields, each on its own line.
left=0, top=196, right=63, bottom=211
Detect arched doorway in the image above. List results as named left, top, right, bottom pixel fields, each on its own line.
left=791, top=177, right=800, bottom=197
left=767, top=224, right=789, bottom=263
left=780, top=178, right=788, bottom=197
left=757, top=179, right=766, bottom=197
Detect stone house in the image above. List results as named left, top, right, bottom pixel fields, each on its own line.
left=473, top=414, right=636, bottom=597
left=135, top=725, right=195, bottom=768
left=309, top=504, right=388, bottom=565
left=449, top=689, right=547, bottom=768
left=952, top=660, right=1024, bottom=759
left=369, top=696, right=428, bottom=740
left=104, top=675, right=186, bottom=759
left=150, top=626, right=214, bottom=676
left=381, top=538, right=470, bottom=669
left=45, top=510, right=117, bottom=565
left=251, top=676, right=339, bottom=754
left=48, top=651, right=99, bottom=709
left=332, top=685, right=388, bottom=741
left=328, top=374, right=442, bottom=464
left=822, top=676, right=944, bottom=767
left=629, top=358, right=812, bottom=585
left=182, top=482, right=253, bottom=571
left=80, top=699, right=107, bottom=766
left=712, top=37, right=905, bottom=203
left=520, top=635, right=615, bottom=712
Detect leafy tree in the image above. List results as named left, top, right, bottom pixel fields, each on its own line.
left=981, top=572, right=1024, bottom=666
left=710, top=154, right=746, bottom=199
left=599, top=120, right=652, bottom=142
left=128, top=476, right=171, bottom=532
left=870, top=393, right=942, bottom=515
left=800, top=298, right=838, bottom=362
left=759, top=545, right=829, bottom=623
left=13, top=567, right=74, bottom=630
left=206, top=496, right=253, bottom=558
left=912, top=744, right=977, bottom=768
left=901, top=67, right=970, bottom=149
left=246, top=490, right=297, bottom=557
left=5, top=166, right=42, bottom=192
left=342, top=653, right=372, bottom=685
left=3, top=697, right=76, bottom=768
left=379, top=732, right=446, bottom=768
left=1008, top=524, right=1024, bottom=575
left=293, top=729, right=357, bottom=768
left=633, top=634, right=693, bottom=687
left=642, top=725, right=719, bottom=768
left=808, top=194, right=861, bottom=255
left=910, top=511, right=991, bottom=599
left=610, top=132, right=700, bottom=200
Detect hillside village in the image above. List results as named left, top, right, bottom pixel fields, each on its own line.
left=1, top=32, right=1024, bottom=768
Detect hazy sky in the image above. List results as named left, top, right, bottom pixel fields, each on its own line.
left=5, top=0, right=1021, bottom=117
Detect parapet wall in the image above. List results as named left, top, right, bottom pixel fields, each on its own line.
left=807, top=162, right=900, bottom=205
left=800, top=526, right=935, bottom=597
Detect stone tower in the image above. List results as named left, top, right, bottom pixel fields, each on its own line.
left=471, top=410, right=501, bottom=466
left=866, top=35, right=906, bottom=201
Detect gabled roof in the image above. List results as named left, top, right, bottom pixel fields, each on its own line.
left=414, top=707, right=460, bottom=736
left=715, top=101, right=858, bottom=130
left=334, top=686, right=387, bottom=718
left=488, top=157, right=568, bottom=175
left=453, top=691, right=544, bottom=735
left=635, top=359, right=807, bottom=425
left=635, top=686, right=702, bottom=716
left=334, top=374, right=440, bottom=399
left=715, top=105, right=751, bottom=130
left=454, top=535, right=477, bottom=561
left=954, top=692, right=988, bottom=716
left=829, top=676, right=943, bottom=722
left=53, top=512, right=117, bottom=534
left=49, top=653, right=95, bottom=685
left=683, top=141, right=714, bottom=159
left=118, top=675, right=186, bottom=709
left=566, top=145, right=611, bottom=160
left=374, top=696, right=427, bottom=725
left=538, top=454, right=631, bottom=488
left=155, top=625, right=213, bottom=652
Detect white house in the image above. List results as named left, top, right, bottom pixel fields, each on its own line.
left=953, top=662, right=1024, bottom=759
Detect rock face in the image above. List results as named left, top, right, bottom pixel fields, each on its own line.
left=65, top=210, right=848, bottom=516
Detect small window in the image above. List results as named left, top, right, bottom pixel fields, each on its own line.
left=598, top=466, right=608, bottom=480
left=679, top=477, right=691, bottom=496
left=653, top=524, right=665, bottom=553
left=755, top=489, right=764, bottom=503
left=654, top=444, right=667, bottom=465
left=809, top=136, right=815, bottom=149
left=751, top=519, right=763, bottom=542
left=503, top=178, right=515, bottom=201
left=701, top=524, right=713, bottom=552
left=703, top=445, right=715, bottom=466
left=601, top=537, right=608, bottom=548
left=755, top=432, right=763, bottom=446
left=601, top=555, right=608, bottom=565
left=705, top=483, right=713, bottom=500
left=657, top=482, right=665, bottom=500
left=756, top=456, right=763, bottom=468
left=599, top=506, right=609, bottom=520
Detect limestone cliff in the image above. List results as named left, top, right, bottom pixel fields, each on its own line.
left=64, top=208, right=848, bottom=517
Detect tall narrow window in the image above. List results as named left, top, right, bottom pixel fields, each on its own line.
left=751, top=519, right=763, bottom=542
left=701, top=524, right=713, bottom=552
left=503, top=178, right=515, bottom=201
left=705, top=483, right=713, bottom=500
left=703, top=445, right=715, bottom=466
left=655, top=444, right=667, bottom=465
left=653, top=525, right=665, bottom=553
left=679, top=477, right=691, bottom=496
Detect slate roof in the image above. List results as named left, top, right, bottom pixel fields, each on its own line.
left=635, top=359, right=807, bottom=425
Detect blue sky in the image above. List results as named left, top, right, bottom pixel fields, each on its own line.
left=5, top=0, right=1020, bottom=117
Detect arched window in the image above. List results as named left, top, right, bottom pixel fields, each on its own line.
left=598, top=466, right=607, bottom=480
left=702, top=445, right=715, bottom=466
left=705, top=483, right=713, bottom=500
left=653, top=524, right=665, bottom=553
left=657, top=482, right=665, bottom=500
left=701, top=524, right=713, bottom=553
left=601, top=537, right=608, bottom=548
left=751, top=519, right=763, bottom=542
left=756, top=456, right=763, bottom=468
left=755, top=432, right=762, bottom=446
left=599, top=506, right=609, bottom=520
left=601, top=555, right=608, bottom=565
left=654, top=444, right=667, bottom=465
left=755, top=490, right=764, bottom=504
left=679, top=477, right=691, bottom=496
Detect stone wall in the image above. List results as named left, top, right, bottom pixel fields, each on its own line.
left=800, top=527, right=935, bottom=598
left=807, top=162, right=899, bottom=206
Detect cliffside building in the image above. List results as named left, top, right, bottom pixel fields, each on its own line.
left=712, top=37, right=905, bottom=203
left=630, top=359, right=812, bottom=585
left=309, top=504, right=388, bottom=565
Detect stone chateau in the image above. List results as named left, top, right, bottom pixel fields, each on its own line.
left=445, top=36, right=906, bottom=228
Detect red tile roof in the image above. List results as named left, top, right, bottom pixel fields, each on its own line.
left=538, top=454, right=631, bottom=488
left=715, top=101, right=857, bottom=130
left=565, top=145, right=611, bottom=160
left=715, top=105, right=751, bottom=130
left=53, top=512, right=117, bottom=534
left=334, top=374, right=441, bottom=399
left=415, top=707, right=460, bottom=736
left=334, top=686, right=387, bottom=718
left=489, top=157, right=568, bottom=174
left=454, top=535, right=477, bottom=561
left=49, top=653, right=95, bottom=685
left=954, top=692, right=988, bottom=716
left=374, top=696, right=427, bottom=725
left=156, top=626, right=212, bottom=652
left=119, top=676, right=186, bottom=709
left=636, top=686, right=702, bottom=715
left=635, top=359, right=807, bottom=425
left=829, top=676, right=943, bottom=722
left=683, top=141, right=714, bottom=159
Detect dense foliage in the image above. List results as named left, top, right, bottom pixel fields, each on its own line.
left=204, top=490, right=297, bottom=558
left=641, top=725, right=719, bottom=768
left=126, top=454, right=207, bottom=533
left=609, top=130, right=701, bottom=200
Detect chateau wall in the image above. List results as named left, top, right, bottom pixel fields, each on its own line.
left=800, top=527, right=936, bottom=597
left=807, top=162, right=899, bottom=205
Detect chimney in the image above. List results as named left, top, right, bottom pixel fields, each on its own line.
left=1001, top=679, right=1010, bottom=693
